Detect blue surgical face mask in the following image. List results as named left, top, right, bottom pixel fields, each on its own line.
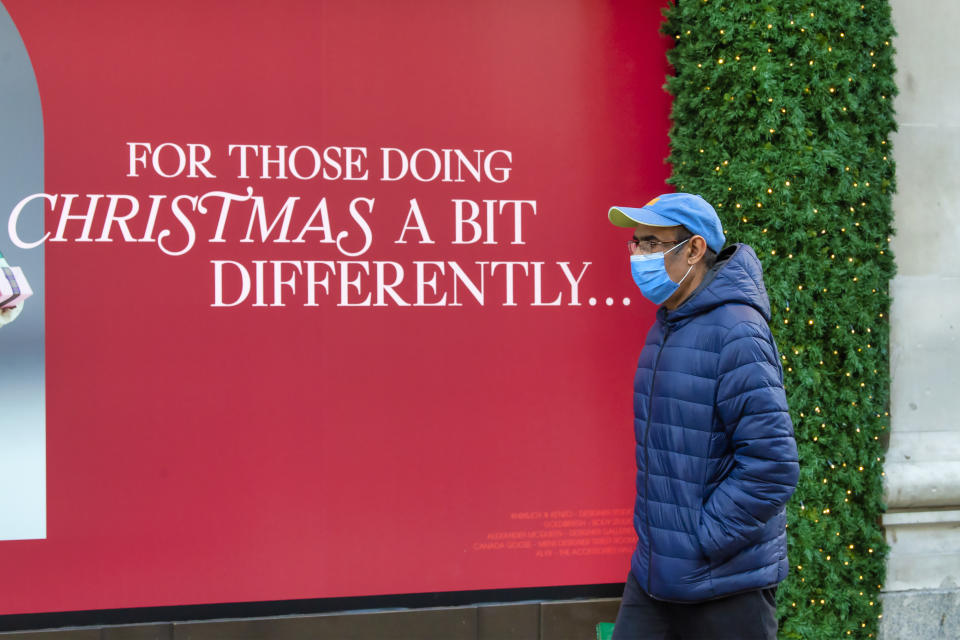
left=629, top=238, right=693, bottom=305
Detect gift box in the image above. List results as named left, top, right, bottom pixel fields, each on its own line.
left=0, top=265, right=32, bottom=309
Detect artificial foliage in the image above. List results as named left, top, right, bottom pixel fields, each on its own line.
left=660, top=1, right=896, bottom=638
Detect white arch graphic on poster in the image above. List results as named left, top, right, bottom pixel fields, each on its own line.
left=0, top=0, right=46, bottom=541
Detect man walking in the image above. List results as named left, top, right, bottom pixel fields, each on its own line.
left=608, top=193, right=799, bottom=639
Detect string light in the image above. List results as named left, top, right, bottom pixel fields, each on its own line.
left=667, top=5, right=892, bottom=635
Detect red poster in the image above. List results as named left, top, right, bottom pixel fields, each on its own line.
left=0, top=0, right=671, bottom=615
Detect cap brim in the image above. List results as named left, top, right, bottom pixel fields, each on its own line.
left=608, top=206, right=678, bottom=228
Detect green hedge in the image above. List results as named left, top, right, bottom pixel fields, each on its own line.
left=660, top=1, right=896, bottom=638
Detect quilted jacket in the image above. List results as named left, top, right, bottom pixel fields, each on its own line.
left=630, top=243, right=799, bottom=602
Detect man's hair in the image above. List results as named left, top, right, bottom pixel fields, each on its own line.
left=702, top=248, right=718, bottom=269
left=676, top=228, right=718, bottom=269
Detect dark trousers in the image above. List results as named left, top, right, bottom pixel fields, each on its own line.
left=612, top=572, right=778, bottom=640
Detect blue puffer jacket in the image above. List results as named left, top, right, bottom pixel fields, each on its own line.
left=630, top=243, right=799, bottom=602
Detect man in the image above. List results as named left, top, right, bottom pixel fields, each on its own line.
left=607, top=193, right=799, bottom=640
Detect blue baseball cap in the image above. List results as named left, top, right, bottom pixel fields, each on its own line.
left=609, top=193, right=725, bottom=253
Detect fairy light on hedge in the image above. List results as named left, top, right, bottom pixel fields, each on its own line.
left=661, top=2, right=894, bottom=637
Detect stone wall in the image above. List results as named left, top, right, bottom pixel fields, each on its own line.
left=883, top=1, right=960, bottom=637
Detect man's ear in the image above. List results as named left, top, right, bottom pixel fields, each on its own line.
left=688, top=235, right=708, bottom=264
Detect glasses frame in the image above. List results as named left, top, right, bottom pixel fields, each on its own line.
left=627, top=236, right=691, bottom=255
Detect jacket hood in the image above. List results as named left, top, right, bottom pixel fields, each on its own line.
left=660, top=243, right=771, bottom=325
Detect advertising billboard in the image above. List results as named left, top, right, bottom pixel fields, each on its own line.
left=0, top=0, right=671, bottom=617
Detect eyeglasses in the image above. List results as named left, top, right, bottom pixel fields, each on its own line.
left=628, top=238, right=688, bottom=255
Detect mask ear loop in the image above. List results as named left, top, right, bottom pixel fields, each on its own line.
left=666, top=237, right=694, bottom=285
left=665, top=237, right=691, bottom=255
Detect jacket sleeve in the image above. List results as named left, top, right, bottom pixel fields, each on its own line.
left=697, top=320, right=799, bottom=562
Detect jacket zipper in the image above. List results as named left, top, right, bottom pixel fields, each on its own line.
left=644, top=324, right=670, bottom=598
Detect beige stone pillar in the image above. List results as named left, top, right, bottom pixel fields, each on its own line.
left=883, top=1, right=960, bottom=637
